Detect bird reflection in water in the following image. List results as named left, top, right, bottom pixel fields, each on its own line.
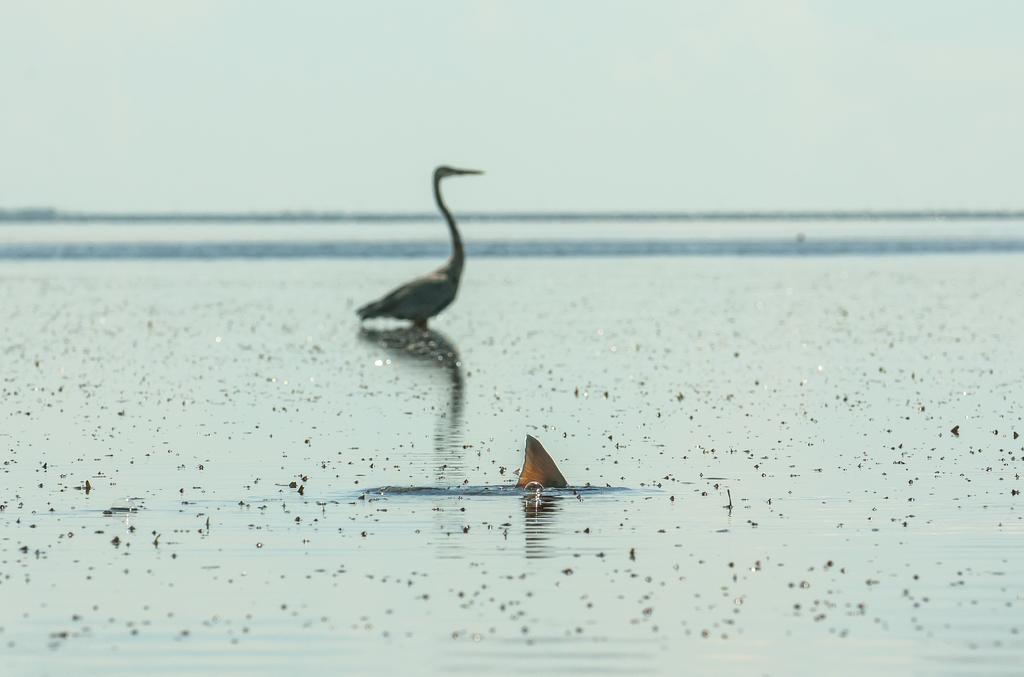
left=522, top=490, right=564, bottom=559
left=358, top=327, right=465, bottom=483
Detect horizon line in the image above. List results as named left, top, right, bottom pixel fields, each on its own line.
left=2, top=207, right=1024, bottom=223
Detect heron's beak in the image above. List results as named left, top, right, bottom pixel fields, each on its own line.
left=452, top=168, right=484, bottom=176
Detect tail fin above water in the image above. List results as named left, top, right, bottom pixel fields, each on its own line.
left=516, top=435, right=568, bottom=489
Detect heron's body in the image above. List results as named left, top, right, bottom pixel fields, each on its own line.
left=357, top=166, right=480, bottom=329
left=356, top=266, right=459, bottom=327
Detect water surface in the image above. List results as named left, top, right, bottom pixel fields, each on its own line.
left=1, top=246, right=1022, bottom=675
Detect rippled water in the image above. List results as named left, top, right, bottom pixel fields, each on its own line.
left=2, top=250, right=1022, bottom=675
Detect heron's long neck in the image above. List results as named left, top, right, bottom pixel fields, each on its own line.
left=434, top=176, right=464, bottom=279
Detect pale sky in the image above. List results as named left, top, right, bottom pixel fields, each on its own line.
left=1, top=1, right=1022, bottom=212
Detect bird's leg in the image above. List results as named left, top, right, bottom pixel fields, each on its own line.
left=413, top=319, right=428, bottom=331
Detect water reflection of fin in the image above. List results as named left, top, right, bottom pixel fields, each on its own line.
left=516, top=435, right=568, bottom=489
left=523, top=492, right=562, bottom=559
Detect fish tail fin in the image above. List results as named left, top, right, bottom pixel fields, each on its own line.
left=516, top=435, right=568, bottom=488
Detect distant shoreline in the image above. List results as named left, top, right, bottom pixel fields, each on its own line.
left=4, top=238, right=1024, bottom=260
left=2, top=209, right=1024, bottom=223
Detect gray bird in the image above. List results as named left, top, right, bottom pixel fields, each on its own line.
left=357, top=166, right=482, bottom=329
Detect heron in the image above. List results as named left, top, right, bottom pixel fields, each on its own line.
left=357, top=165, right=483, bottom=329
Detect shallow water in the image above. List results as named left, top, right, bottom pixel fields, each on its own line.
left=2, top=252, right=1022, bottom=675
